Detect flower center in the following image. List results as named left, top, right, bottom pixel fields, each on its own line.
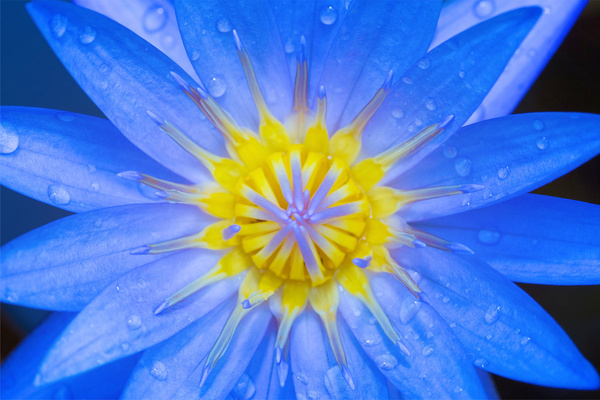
left=234, top=145, right=368, bottom=285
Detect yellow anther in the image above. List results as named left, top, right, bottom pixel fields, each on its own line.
left=368, top=186, right=411, bottom=219
left=304, top=87, right=329, bottom=153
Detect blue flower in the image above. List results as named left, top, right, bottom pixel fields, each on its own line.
left=1, top=0, right=599, bottom=399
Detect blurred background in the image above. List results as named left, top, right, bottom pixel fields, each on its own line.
left=1, top=0, right=599, bottom=398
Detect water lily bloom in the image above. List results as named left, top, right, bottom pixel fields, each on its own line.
left=2, top=0, right=600, bottom=399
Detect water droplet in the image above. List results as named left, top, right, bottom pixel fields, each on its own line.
left=79, top=27, right=96, bottom=45
left=454, top=386, right=464, bottom=394
left=284, top=38, right=295, bottom=54
left=454, top=157, right=472, bottom=177
left=477, top=229, right=500, bottom=245
left=362, top=336, right=382, bottom=347
left=207, top=75, right=227, bottom=97
left=91, top=182, right=99, bottom=192
left=422, top=346, right=435, bottom=357
left=544, top=6, right=551, bottom=14
left=520, top=336, right=530, bottom=346
left=127, top=315, right=142, bottom=330
left=473, top=0, right=495, bottom=18
left=120, top=342, right=131, bottom=352
left=474, top=358, right=488, bottom=368
left=0, top=130, right=19, bottom=154
left=536, top=137, right=549, bottom=151
left=458, top=70, right=465, bottom=79
left=216, top=18, right=231, bottom=33
left=442, top=297, right=450, bottom=304
left=449, top=322, right=457, bottom=328
left=143, top=5, right=167, bottom=33
left=425, top=99, right=436, bottom=111
left=47, top=184, right=71, bottom=205
left=353, top=309, right=361, bottom=317
left=374, top=354, right=398, bottom=370
left=232, top=373, right=256, bottom=400
left=485, top=334, right=493, bottom=341
left=190, top=50, right=200, bottom=61
left=392, top=108, right=404, bottom=118
left=51, top=14, right=68, bottom=38
left=497, top=166, right=510, bottom=180
left=533, top=119, right=544, bottom=131
left=426, top=332, right=434, bottom=339
left=149, top=361, right=168, bottom=381
left=161, top=35, right=175, bottom=49
left=414, top=118, right=423, bottom=127
left=295, top=373, right=309, bottom=385
left=484, top=305, right=500, bottom=325
left=399, top=297, right=422, bottom=324
left=320, top=6, right=338, bottom=25
left=56, top=112, right=75, bottom=122
left=417, top=58, right=431, bottom=69
left=401, top=76, right=414, bottom=85
left=443, top=146, right=457, bottom=159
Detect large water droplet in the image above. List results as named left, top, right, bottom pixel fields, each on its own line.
left=422, top=346, right=435, bottom=357
left=533, top=119, right=545, bottom=131
left=375, top=354, right=398, bottom=370
left=477, top=229, right=500, bottom=245
left=473, top=0, right=495, bottom=18
left=536, top=137, right=549, bottom=151
left=399, top=297, right=422, bottom=324
left=474, top=358, right=488, bottom=368
left=417, top=58, right=431, bottom=70
left=443, top=146, right=457, bottom=159
left=320, top=6, right=338, bottom=25
left=454, top=157, right=472, bottom=177
left=51, top=14, right=68, bottom=38
left=392, top=108, right=404, bottom=119
left=232, top=373, right=256, bottom=400
left=0, top=129, right=19, bottom=154
left=127, top=315, right=142, bottom=330
left=216, top=17, right=231, bottom=33
left=79, top=27, right=96, bottom=45
left=497, top=166, right=510, bottom=180
left=149, top=361, right=168, bottom=381
left=143, top=5, right=168, bottom=33
left=484, top=305, right=500, bottom=325
left=207, top=75, right=227, bottom=97
left=47, top=185, right=71, bottom=205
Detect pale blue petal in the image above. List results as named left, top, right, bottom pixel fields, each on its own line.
left=393, top=247, right=600, bottom=389
left=1, top=203, right=211, bottom=311
left=339, top=279, right=487, bottom=398
left=174, top=0, right=292, bottom=128
left=362, top=7, right=542, bottom=163
left=73, top=0, right=199, bottom=80
left=397, top=112, right=600, bottom=221
left=290, top=309, right=334, bottom=400
left=321, top=0, right=442, bottom=132
left=35, top=249, right=242, bottom=385
left=27, top=1, right=226, bottom=182
left=1, top=312, right=138, bottom=400
left=433, top=0, right=587, bottom=122
left=415, top=194, right=600, bottom=285
left=121, top=298, right=234, bottom=400
left=0, top=106, right=181, bottom=212
left=172, top=304, right=273, bottom=399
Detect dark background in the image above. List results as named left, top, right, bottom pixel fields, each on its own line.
left=1, top=0, right=599, bottom=398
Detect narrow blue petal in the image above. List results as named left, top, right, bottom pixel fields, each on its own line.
left=174, top=0, right=292, bottom=127
left=320, top=0, right=442, bottom=131
left=0, top=106, right=182, bottom=212
left=339, top=279, right=487, bottom=398
left=393, top=247, right=600, bottom=389
left=1, top=203, right=211, bottom=311
left=415, top=194, right=600, bottom=285
left=27, top=1, right=226, bottom=182
left=121, top=298, right=234, bottom=400
left=73, top=0, right=199, bottom=80
left=172, top=305, right=273, bottom=399
left=433, top=0, right=587, bottom=122
left=35, top=249, right=242, bottom=385
left=2, top=312, right=139, bottom=400
left=476, top=368, right=500, bottom=400
left=362, top=7, right=542, bottom=161
left=398, top=112, right=600, bottom=221
left=290, top=309, right=334, bottom=400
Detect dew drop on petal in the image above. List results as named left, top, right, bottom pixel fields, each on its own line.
left=79, top=27, right=96, bottom=45
left=533, top=119, right=545, bottom=131
left=56, top=112, right=75, bottom=122
left=474, top=358, right=489, bottom=368
left=232, top=373, right=256, bottom=400
left=421, top=346, right=435, bottom=357
left=417, top=58, right=431, bottom=70
left=520, top=336, right=531, bottom=346
left=443, top=146, right=457, bottom=159
left=127, top=315, right=142, bottom=330
left=51, top=14, right=68, bottom=38
left=0, top=130, right=19, bottom=154
left=442, top=296, right=450, bottom=304
left=392, top=108, right=404, bottom=119
left=485, top=334, right=493, bottom=341
left=362, top=336, right=382, bottom=347
left=143, top=5, right=167, bottom=33
left=454, top=157, right=472, bottom=177
left=161, top=35, right=175, bottom=49
left=149, top=361, right=168, bottom=381
left=91, top=182, right=99, bottom=192
left=207, top=75, right=227, bottom=98
left=473, top=0, right=495, bottom=18
left=497, top=166, right=510, bottom=180
left=320, top=6, right=338, bottom=25
left=399, top=296, right=422, bottom=324
left=120, top=342, right=131, bottom=352
left=216, top=18, right=231, bottom=33
left=477, top=229, right=500, bottom=245
left=425, top=99, right=436, bottom=111
left=401, top=76, right=414, bottom=85
left=374, top=354, right=398, bottom=370
left=47, top=185, right=71, bottom=205
left=536, top=137, right=549, bottom=150
left=295, top=373, right=309, bottom=385
left=484, top=305, right=500, bottom=325
left=284, top=38, right=295, bottom=54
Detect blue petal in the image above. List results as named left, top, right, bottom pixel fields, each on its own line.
left=0, top=106, right=182, bottom=212
left=339, top=278, right=487, bottom=398
left=476, top=368, right=500, bottom=400
left=362, top=7, right=542, bottom=161
left=121, top=298, right=234, bottom=400
left=174, top=0, right=292, bottom=127
left=1, top=203, right=211, bottom=311
left=393, top=247, right=600, bottom=389
left=172, top=304, right=273, bottom=399
left=27, top=0, right=226, bottom=182
left=433, top=0, right=587, bottom=122
left=320, top=0, right=442, bottom=131
left=35, top=249, right=242, bottom=385
left=397, top=112, right=600, bottom=221
left=415, top=194, right=600, bottom=285
left=73, top=0, right=199, bottom=80
left=2, top=312, right=139, bottom=399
